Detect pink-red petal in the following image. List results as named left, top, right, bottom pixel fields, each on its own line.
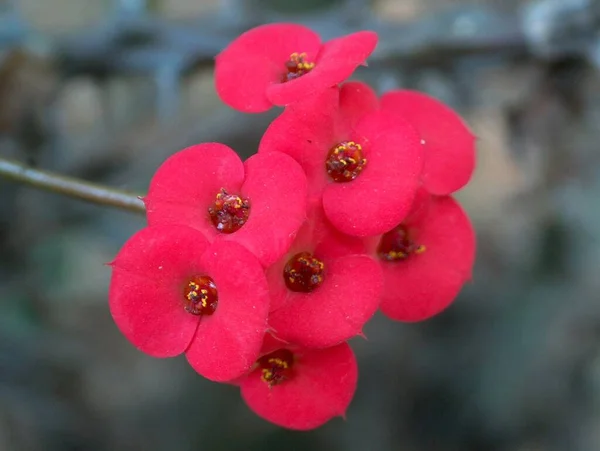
left=240, top=343, right=358, bottom=430
left=260, top=332, right=291, bottom=356
left=230, top=151, right=308, bottom=267
left=145, top=143, right=245, bottom=240
left=226, top=333, right=292, bottom=387
left=146, top=145, right=307, bottom=267
left=323, top=111, right=423, bottom=236
left=109, top=225, right=211, bottom=357
left=269, top=254, right=382, bottom=348
left=266, top=31, right=378, bottom=106
left=381, top=90, right=476, bottom=195
left=185, top=240, right=270, bottom=382
left=266, top=199, right=368, bottom=313
left=378, top=195, right=476, bottom=322
left=258, top=87, right=340, bottom=193
left=215, top=23, right=322, bottom=112
left=339, top=81, right=379, bottom=128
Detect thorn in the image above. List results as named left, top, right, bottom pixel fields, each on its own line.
left=357, top=330, right=368, bottom=340
left=104, top=260, right=116, bottom=267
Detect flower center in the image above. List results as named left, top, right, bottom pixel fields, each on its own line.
left=183, top=275, right=218, bottom=315
left=258, top=349, right=295, bottom=387
left=377, top=225, right=426, bottom=261
left=282, top=52, right=315, bottom=83
left=325, top=141, right=367, bottom=182
left=283, top=252, right=325, bottom=293
left=208, top=188, right=250, bottom=234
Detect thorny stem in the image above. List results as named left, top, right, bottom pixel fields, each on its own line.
left=0, top=158, right=145, bottom=214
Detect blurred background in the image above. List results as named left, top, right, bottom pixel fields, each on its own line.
left=1, top=0, right=600, bottom=450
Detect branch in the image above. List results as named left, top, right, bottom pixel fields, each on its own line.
left=0, top=158, right=145, bottom=214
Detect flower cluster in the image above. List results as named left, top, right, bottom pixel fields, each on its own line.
left=108, top=23, right=476, bottom=431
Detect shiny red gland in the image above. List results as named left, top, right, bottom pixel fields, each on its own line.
left=325, top=141, right=367, bottom=182
left=183, top=275, right=218, bottom=315
left=283, top=252, right=325, bottom=292
left=258, top=348, right=295, bottom=387
left=377, top=225, right=426, bottom=261
left=282, top=52, right=315, bottom=83
left=208, top=188, right=250, bottom=234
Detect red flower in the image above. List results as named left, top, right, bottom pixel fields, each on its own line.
left=372, top=191, right=476, bottom=322
left=144, top=143, right=307, bottom=267
left=266, top=200, right=382, bottom=348
left=380, top=90, right=476, bottom=195
left=259, top=85, right=423, bottom=237
left=108, top=225, right=270, bottom=382
left=239, top=334, right=358, bottom=430
left=338, top=81, right=380, bottom=124
left=215, top=23, right=378, bottom=112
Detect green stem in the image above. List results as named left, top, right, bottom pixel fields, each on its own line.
left=0, top=158, right=145, bottom=214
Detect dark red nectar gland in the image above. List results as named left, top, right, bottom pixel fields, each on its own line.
left=282, top=52, right=315, bottom=83
left=377, top=225, right=426, bottom=261
left=208, top=188, right=250, bottom=234
left=183, top=275, right=218, bottom=315
left=258, top=349, right=295, bottom=387
left=325, top=141, right=367, bottom=183
left=283, top=252, right=325, bottom=293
